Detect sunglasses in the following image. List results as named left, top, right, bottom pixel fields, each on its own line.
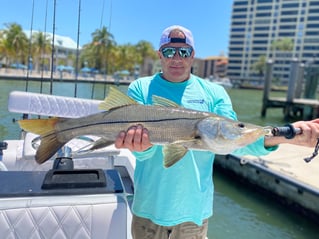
left=161, top=47, right=193, bottom=58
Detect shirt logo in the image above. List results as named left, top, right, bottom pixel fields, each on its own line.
left=186, top=99, right=205, bottom=104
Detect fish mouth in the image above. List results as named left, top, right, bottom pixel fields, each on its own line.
left=262, top=126, right=274, bottom=136
left=244, top=126, right=269, bottom=135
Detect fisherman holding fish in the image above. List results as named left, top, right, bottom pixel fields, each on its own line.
left=18, top=25, right=319, bottom=239
left=114, top=25, right=319, bottom=239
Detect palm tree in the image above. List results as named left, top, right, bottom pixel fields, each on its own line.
left=91, top=26, right=115, bottom=74
left=31, top=31, right=51, bottom=72
left=0, top=31, right=7, bottom=61
left=114, top=44, right=136, bottom=72
left=135, top=40, right=157, bottom=75
left=271, top=38, right=294, bottom=52
left=135, top=40, right=157, bottom=62
left=3, top=23, right=28, bottom=65
left=252, top=55, right=266, bottom=80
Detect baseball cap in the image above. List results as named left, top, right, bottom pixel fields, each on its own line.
left=159, top=25, right=195, bottom=49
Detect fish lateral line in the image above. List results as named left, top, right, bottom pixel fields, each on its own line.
left=56, top=117, right=204, bottom=131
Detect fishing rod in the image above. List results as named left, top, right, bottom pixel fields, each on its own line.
left=39, top=0, right=49, bottom=95
left=91, top=0, right=107, bottom=99
left=74, top=0, right=82, bottom=98
left=50, top=0, right=57, bottom=95
left=271, top=124, right=318, bottom=163
left=21, top=0, right=35, bottom=121
left=25, top=0, right=35, bottom=93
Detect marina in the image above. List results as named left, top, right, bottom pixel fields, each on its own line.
left=0, top=78, right=319, bottom=238
left=2, top=0, right=319, bottom=238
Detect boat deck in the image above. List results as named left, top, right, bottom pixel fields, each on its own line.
left=215, top=144, right=319, bottom=223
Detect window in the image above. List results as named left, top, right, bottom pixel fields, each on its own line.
left=282, top=3, right=299, bottom=8
left=233, top=8, right=248, bottom=12
left=280, top=18, right=297, bottom=23
left=257, top=5, right=273, bottom=10
left=254, top=26, right=270, bottom=31
left=279, top=25, right=296, bottom=30
left=231, top=28, right=246, bottom=32
left=257, top=0, right=272, bottom=3
left=234, top=1, right=248, bottom=6
left=278, top=32, right=295, bottom=37
left=256, top=12, right=272, bottom=17
left=254, top=33, right=269, bottom=37
left=233, top=15, right=247, bottom=19
left=306, top=31, right=319, bottom=36
left=308, top=16, right=319, bottom=21
left=309, top=9, right=319, bottom=13
left=281, top=10, right=299, bottom=15
left=307, top=24, right=319, bottom=28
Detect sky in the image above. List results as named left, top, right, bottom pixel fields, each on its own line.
left=0, top=0, right=234, bottom=58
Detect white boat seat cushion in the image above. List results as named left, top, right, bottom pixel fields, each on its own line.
left=0, top=194, right=127, bottom=239
left=8, top=91, right=103, bottom=118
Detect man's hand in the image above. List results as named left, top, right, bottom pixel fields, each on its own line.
left=291, top=119, right=319, bottom=147
left=265, top=119, right=319, bottom=148
left=114, top=124, right=153, bottom=152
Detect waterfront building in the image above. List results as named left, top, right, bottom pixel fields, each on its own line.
left=24, top=30, right=79, bottom=72
left=228, top=0, right=319, bottom=85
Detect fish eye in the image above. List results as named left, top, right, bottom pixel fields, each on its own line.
left=238, top=122, right=245, bottom=128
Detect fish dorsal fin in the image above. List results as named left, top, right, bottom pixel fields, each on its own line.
left=98, top=86, right=137, bottom=111
left=152, top=95, right=179, bottom=107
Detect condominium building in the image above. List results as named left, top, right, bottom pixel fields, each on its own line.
left=227, top=0, right=319, bottom=85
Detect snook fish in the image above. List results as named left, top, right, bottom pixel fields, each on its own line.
left=18, top=87, right=268, bottom=168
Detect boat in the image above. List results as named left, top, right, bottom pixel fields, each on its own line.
left=208, top=77, right=233, bottom=89
left=0, top=90, right=135, bottom=239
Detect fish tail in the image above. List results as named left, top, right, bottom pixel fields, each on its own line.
left=18, top=118, right=65, bottom=164
left=18, top=118, right=59, bottom=136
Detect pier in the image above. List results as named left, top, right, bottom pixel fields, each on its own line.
left=0, top=68, right=133, bottom=85
left=261, top=59, right=319, bottom=121
left=215, top=144, right=319, bottom=224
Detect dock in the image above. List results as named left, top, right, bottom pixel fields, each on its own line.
left=262, top=96, right=319, bottom=120
left=215, top=144, right=319, bottom=223
left=261, top=59, right=319, bottom=121
left=0, top=68, right=134, bottom=85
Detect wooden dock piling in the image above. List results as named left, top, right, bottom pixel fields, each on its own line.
left=261, top=58, right=319, bottom=121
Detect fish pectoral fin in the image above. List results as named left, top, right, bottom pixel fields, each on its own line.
left=163, top=144, right=188, bottom=168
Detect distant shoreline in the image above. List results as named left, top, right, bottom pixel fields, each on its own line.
left=0, top=68, right=133, bottom=85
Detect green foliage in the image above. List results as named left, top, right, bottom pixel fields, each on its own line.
left=252, top=55, right=266, bottom=76
left=0, top=23, right=157, bottom=75
left=271, top=38, right=294, bottom=52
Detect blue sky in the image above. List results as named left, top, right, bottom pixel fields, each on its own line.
left=0, top=0, right=233, bottom=58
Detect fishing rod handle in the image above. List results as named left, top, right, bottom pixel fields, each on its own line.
left=272, top=124, right=302, bottom=139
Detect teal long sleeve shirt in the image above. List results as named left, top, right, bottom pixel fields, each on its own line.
left=127, top=73, right=277, bottom=226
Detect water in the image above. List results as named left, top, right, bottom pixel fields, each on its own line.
left=0, top=79, right=318, bottom=238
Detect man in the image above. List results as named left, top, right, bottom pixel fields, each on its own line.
left=115, top=25, right=319, bottom=239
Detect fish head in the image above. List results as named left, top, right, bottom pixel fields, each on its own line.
left=197, top=116, right=268, bottom=154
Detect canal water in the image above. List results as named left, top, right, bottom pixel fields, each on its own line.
left=0, top=79, right=318, bottom=239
